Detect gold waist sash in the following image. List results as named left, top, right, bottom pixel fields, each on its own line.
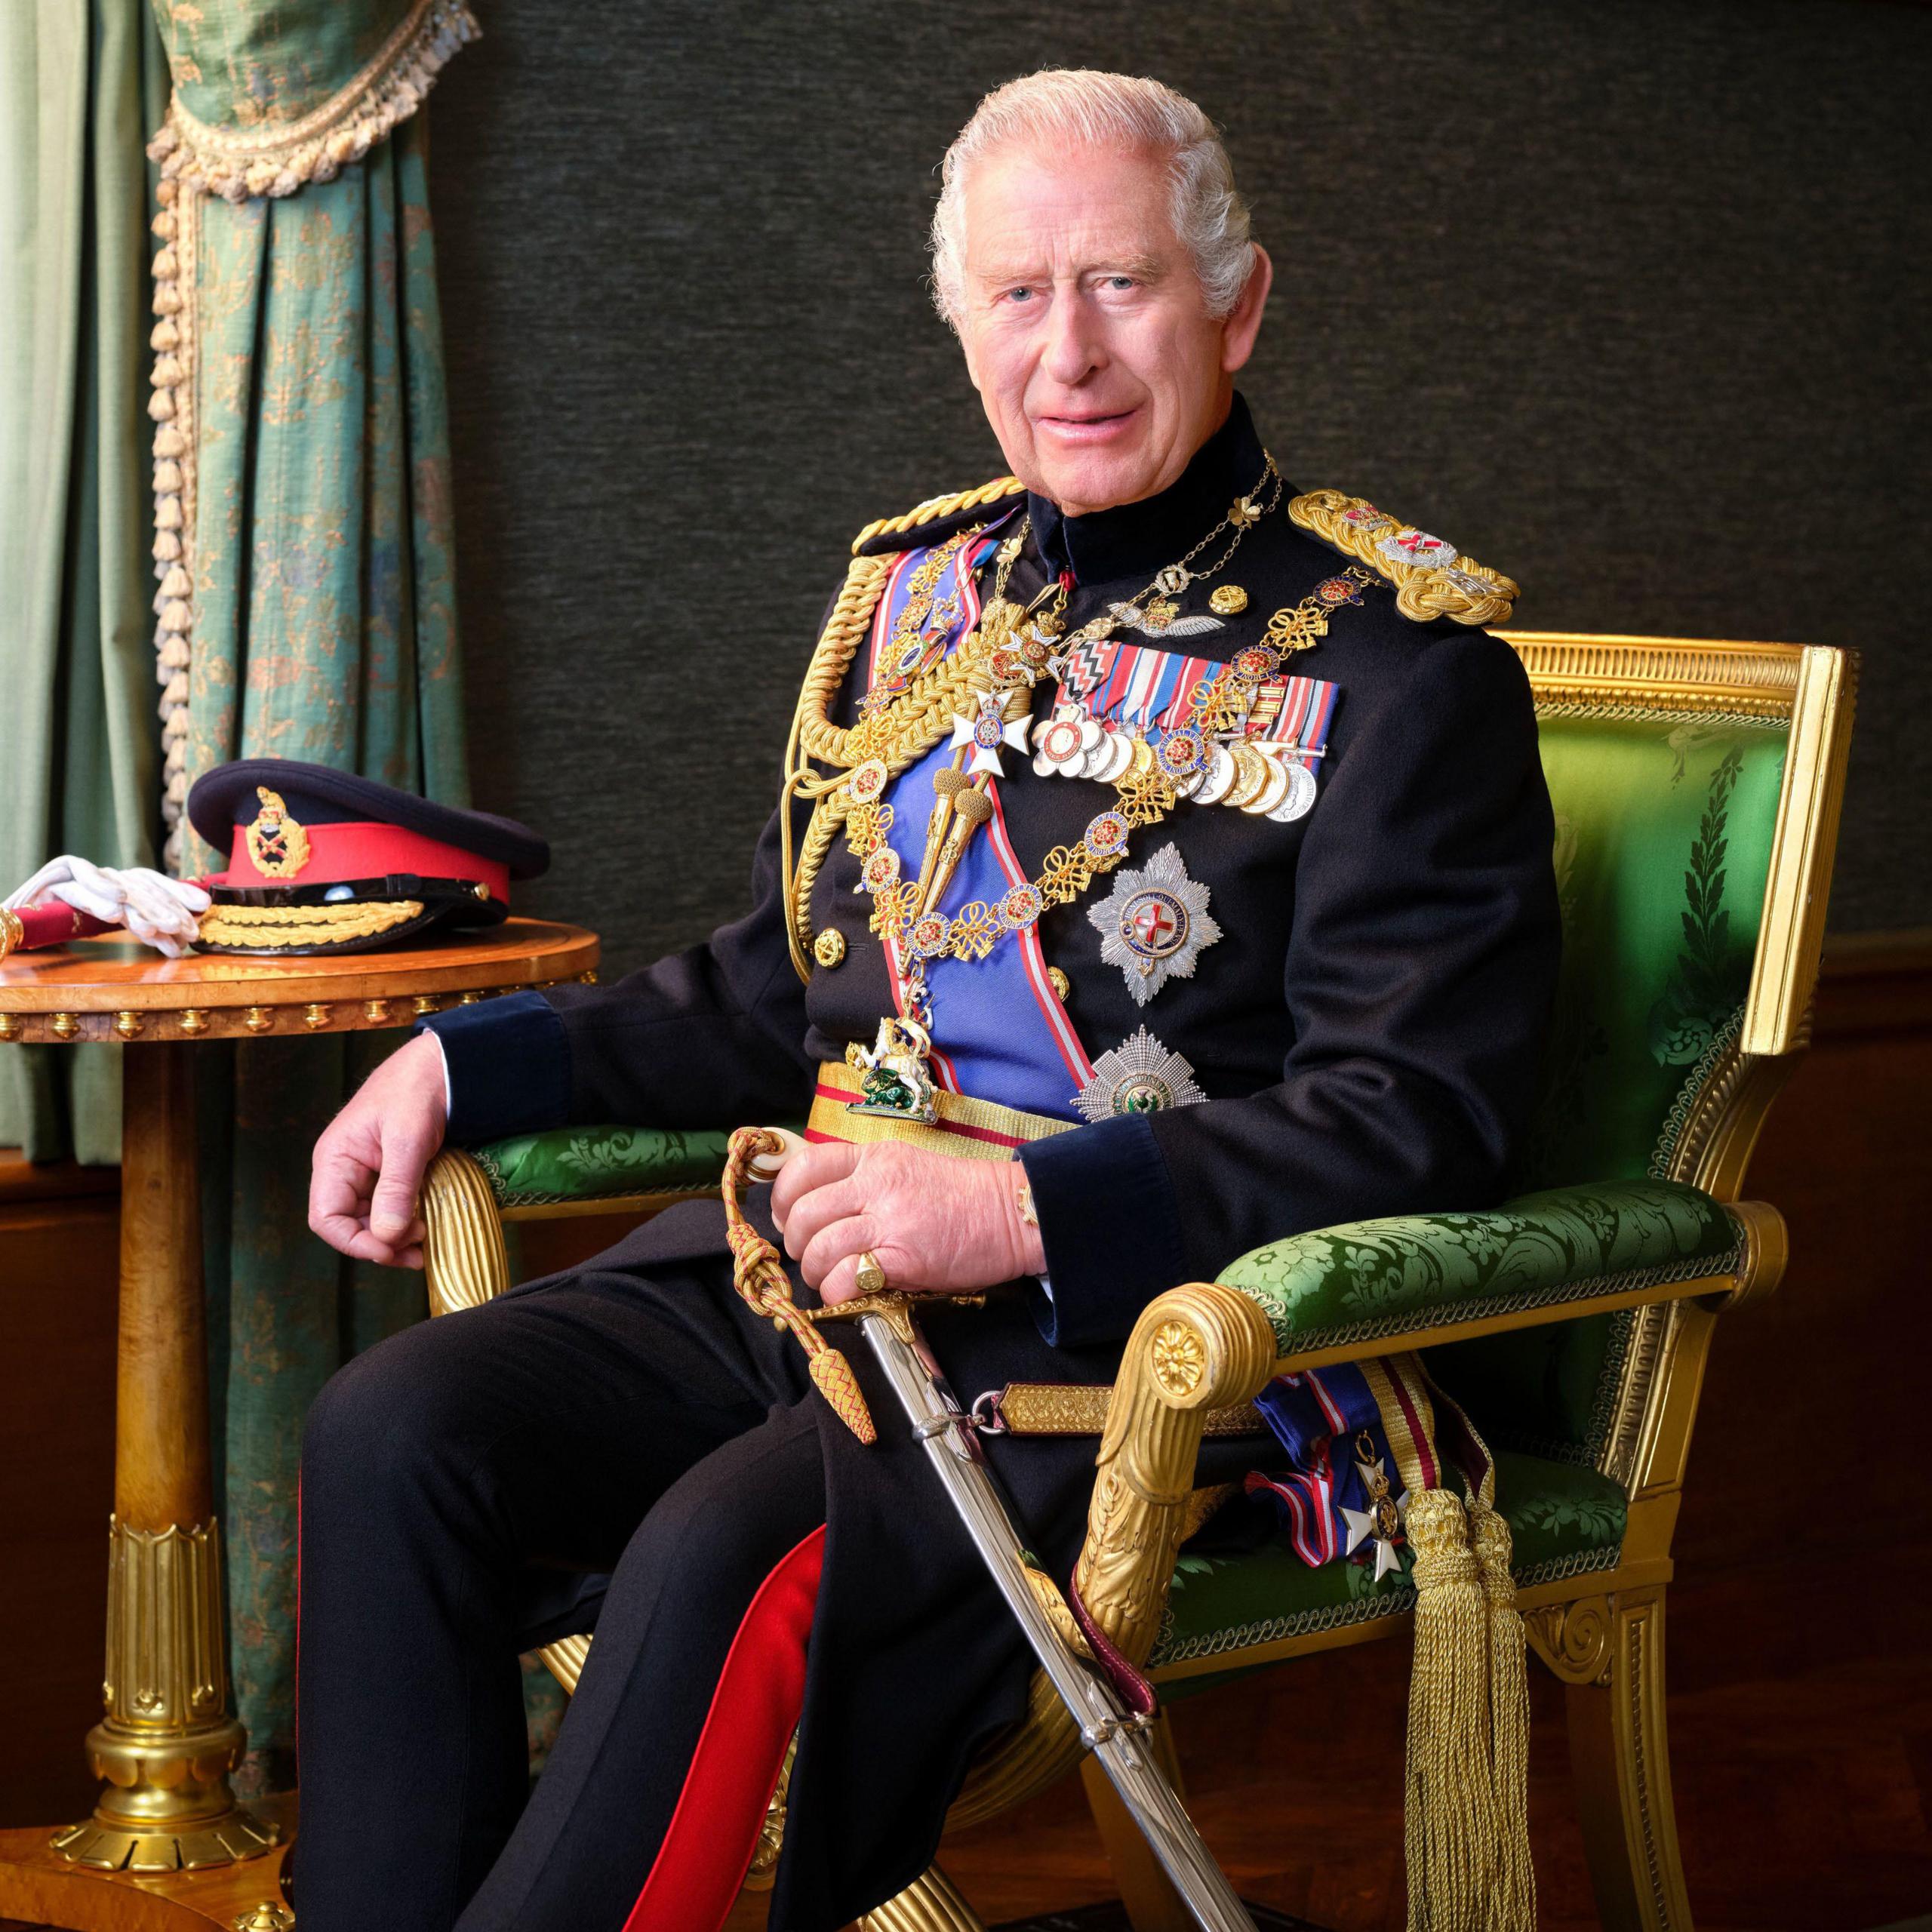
left=808, top=1060, right=1072, bottom=1161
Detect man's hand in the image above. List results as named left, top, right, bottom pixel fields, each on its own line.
left=308, top=1032, right=449, bottom=1268
left=770, top=1140, right=1046, bottom=1303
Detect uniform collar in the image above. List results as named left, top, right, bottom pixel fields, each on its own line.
left=1027, top=392, right=1269, bottom=589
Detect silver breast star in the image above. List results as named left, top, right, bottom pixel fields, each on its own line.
left=1071, top=1026, right=1208, bottom=1124
left=1088, top=842, right=1222, bottom=1006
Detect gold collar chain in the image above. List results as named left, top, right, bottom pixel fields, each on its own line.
left=840, top=565, right=1372, bottom=1040
left=780, top=454, right=1309, bottom=984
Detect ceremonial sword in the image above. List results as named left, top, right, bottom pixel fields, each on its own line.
left=827, top=1290, right=1258, bottom=1932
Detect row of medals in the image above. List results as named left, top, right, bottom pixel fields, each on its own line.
left=1028, top=700, right=1319, bottom=823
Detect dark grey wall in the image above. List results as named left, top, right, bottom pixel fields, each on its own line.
left=430, top=0, right=1929, bottom=977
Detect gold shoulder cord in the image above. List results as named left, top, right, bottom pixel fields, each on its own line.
left=780, top=475, right=1026, bottom=980
left=1287, top=490, right=1518, bottom=627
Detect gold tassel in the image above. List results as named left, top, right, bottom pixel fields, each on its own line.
left=807, top=1340, right=878, bottom=1446
left=1403, top=1487, right=1497, bottom=1932
left=1471, top=1502, right=1536, bottom=1931
left=722, top=1126, right=877, bottom=1444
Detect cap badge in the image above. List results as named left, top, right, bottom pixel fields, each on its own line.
left=1072, top=1026, right=1208, bottom=1124
left=244, top=787, right=309, bottom=879
left=1089, top=843, right=1222, bottom=1006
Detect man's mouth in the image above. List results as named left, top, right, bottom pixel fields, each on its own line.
left=1035, top=406, right=1140, bottom=440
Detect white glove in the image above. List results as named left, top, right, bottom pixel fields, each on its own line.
left=5, top=857, right=211, bottom=958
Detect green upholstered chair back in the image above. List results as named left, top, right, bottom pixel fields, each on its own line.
left=1518, top=716, right=1785, bottom=1192
left=1432, top=635, right=1847, bottom=1469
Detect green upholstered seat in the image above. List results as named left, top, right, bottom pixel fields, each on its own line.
left=1152, top=1451, right=1627, bottom=1675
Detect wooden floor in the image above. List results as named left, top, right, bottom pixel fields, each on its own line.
left=806, top=1546, right=1932, bottom=1932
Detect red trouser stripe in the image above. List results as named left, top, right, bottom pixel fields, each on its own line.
left=620, top=1522, right=826, bottom=1932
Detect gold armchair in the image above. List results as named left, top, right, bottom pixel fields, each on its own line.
left=419, top=631, right=1853, bottom=1931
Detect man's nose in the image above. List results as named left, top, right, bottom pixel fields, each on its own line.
left=1040, top=288, right=1104, bottom=386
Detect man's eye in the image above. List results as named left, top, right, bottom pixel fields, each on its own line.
left=1105, top=275, right=1137, bottom=291
left=1002, top=287, right=1035, bottom=303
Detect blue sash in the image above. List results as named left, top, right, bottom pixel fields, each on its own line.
left=865, top=525, right=1095, bottom=1121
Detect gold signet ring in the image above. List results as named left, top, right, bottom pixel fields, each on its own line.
left=854, top=1250, right=888, bottom=1296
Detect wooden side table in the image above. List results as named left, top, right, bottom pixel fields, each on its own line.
left=0, top=920, right=598, bottom=1931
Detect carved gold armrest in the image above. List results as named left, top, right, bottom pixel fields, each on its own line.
left=420, top=1147, right=513, bottom=1315
left=1072, top=1282, right=1279, bottom=1669
left=948, top=1281, right=1276, bottom=1831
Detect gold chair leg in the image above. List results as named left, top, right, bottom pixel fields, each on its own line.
left=1080, top=1712, right=1194, bottom=1932
left=857, top=1860, right=986, bottom=1932
left=1535, top=1586, right=1695, bottom=1932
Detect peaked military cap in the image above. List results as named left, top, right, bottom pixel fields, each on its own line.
left=186, top=758, right=548, bottom=955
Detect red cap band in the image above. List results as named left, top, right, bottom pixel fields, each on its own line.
left=220, top=820, right=511, bottom=901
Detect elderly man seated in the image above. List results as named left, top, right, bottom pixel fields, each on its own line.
left=299, top=66, right=1557, bottom=1932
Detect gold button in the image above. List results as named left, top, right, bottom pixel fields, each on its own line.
left=814, top=928, right=847, bottom=968
left=1048, top=967, right=1070, bottom=1001
left=1209, top=583, right=1249, bottom=616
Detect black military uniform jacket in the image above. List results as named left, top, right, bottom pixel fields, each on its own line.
left=432, top=395, right=1558, bottom=1346
left=423, top=394, right=1560, bottom=1921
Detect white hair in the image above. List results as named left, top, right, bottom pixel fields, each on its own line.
left=929, top=69, right=1256, bottom=331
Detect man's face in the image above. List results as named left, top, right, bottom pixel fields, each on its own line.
left=956, top=140, right=1270, bottom=518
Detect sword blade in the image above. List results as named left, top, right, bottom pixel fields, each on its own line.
left=857, top=1307, right=1256, bottom=1932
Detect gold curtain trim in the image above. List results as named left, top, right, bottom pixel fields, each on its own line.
left=148, top=180, right=199, bottom=872
left=146, top=0, right=479, bottom=204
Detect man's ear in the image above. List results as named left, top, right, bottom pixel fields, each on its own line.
left=1220, top=245, right=1273, bottom=376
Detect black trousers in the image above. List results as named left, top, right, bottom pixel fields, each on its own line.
left=295, top=1192, right=1145, bottom=1932
left=297, top=1224, right=838, bottom=1932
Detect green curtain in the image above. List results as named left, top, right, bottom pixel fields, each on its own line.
left=146, top=0, right=475, bottom=1792
left=0, top=1, right=168, bottom=1163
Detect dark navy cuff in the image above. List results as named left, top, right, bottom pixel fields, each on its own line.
left=418, top=992, right=571, bottom=1145
left=1017, top=1115, right=1186, bottom=1349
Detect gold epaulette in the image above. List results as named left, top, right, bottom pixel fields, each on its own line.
left=1289, top=489, right=1518, bottom=626
left=851, top=475, right=1026, bottom=555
